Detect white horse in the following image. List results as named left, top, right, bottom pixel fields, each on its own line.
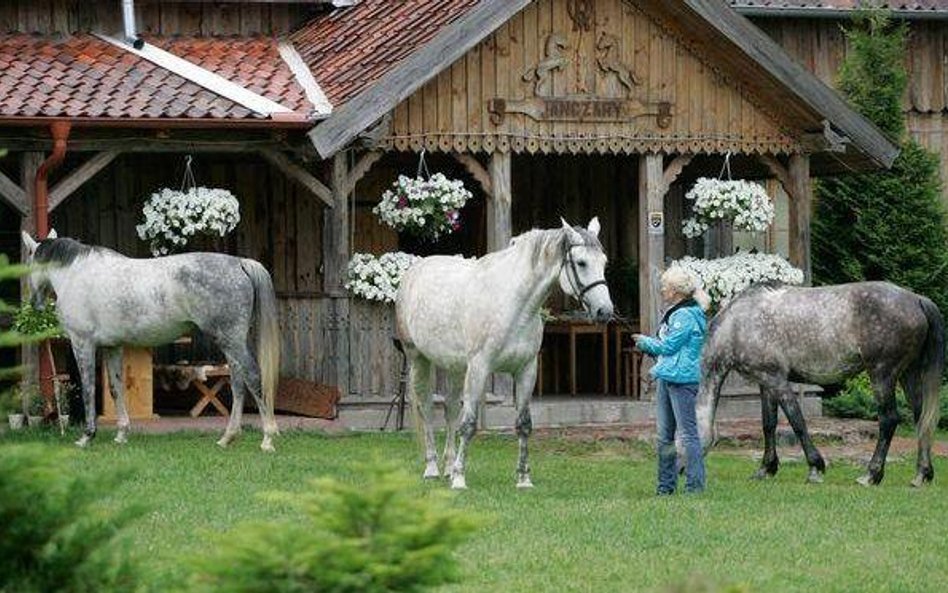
left=21, top=231, right=280, bottom=451
left=396, top=218, right=614, bottom=489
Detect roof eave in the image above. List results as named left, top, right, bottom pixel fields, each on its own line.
left=733, top=7, right=948, bottom=21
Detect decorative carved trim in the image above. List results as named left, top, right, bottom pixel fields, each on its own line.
left=759, top=154, right=791, bottom=193
left=567, top=0, right=595, bottom=32
left=488, top=97, right=671, bottom=128
left=661, top=154, right=695, bottom=195
left=344, top=150, right=384, bottom=196
left=596, top=32, right=640, bottom=94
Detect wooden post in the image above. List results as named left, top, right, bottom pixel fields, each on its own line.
left=638, top=153, right=665, bottom=336
left=323, top=152, right=351, bottom=396
left=19, top=152, right=42, bottom=417
left=787, top=154, right=812, bottom=285
left=486, top=151, right=512, bottom=252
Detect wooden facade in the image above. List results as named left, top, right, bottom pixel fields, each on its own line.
left=0, top=0, right=898, bottom=411
left=751, top=16, right=948, bottom=207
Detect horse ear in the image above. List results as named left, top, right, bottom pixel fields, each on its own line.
left=47, top=228, right=58, bottom=240
left=560, top=217, right=583, bottom=244
left=21, top=231, right=37, bottom=255
left=587, top=217, right=601, bottom=237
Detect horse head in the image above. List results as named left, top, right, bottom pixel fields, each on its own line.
left=558, top=217, right=614, bottom=322
left=20, top=228, right=60, bottom=310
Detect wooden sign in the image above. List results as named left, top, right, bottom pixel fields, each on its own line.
left=488, top=97, right=672, bottom=127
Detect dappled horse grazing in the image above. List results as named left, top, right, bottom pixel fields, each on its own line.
left=396, top=218, right=614, bottom=489
left=21, top=231, right=281, bottom=451
left=696, top=282, right=943, bottom=486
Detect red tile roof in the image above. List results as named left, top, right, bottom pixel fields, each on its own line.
left=291, top=0, right=482, bottom=107
left=730, top=1, right=948, bottom=12
left=0, top=33, right=315, bottom=123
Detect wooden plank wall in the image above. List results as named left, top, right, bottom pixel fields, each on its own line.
left=753, top=17, right=948, bottom=207
left=0, top=0, right=315, bottom=35
left=389, top=0, right=799, bottom=156
left=45, top=152, right=344, bottom=388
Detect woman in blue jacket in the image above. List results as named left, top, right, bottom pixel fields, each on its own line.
left=633, top=266, right=709, bottom=494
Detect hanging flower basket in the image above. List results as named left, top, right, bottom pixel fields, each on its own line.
left=373, top=173, right=472, bottom=240
left=345, top=252, right=421, bottom=304
left=682, top=177, right=775, bottom=238
left=136, top=187, right=240, bottom=256
left=671, top=253, right=804, bottom=308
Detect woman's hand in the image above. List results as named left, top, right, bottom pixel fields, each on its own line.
left=631, top=333, right=645, bottom=350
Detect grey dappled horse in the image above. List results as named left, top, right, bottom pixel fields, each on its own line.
left=396, top=218, right=614, bottom=489
left=21, top=231, right=280, bottom=451
left=697, top=282, right=943, bottom=486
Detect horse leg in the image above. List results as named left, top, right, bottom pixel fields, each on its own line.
left=901, top=373, right=935, bottom=487
left=104, top=347, right=131, bottom=444
left=441, top=372, right=463, bottom=477
left=514, top=358, right=538, bottom=489
left=234, top=347, right=277, bottom=453
left=752, top=385, right=780, bottom=480
left=776, top=385, right=825, bottom=484
left=858, top=373, right=899, bottom=486
left=451, top=362, right=490, bottom=490
left=217, top=352, right=246, bottom=448
left=407, top=354, right=438, bottom=479
left=71, top=339, right=97, bottom=448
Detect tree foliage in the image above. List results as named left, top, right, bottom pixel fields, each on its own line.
left=189, top=461, right=479, bottom=593
left=812, top=9, right=948, bottom=315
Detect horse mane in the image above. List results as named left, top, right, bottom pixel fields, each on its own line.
left=34, top=237, right=97, bottom=266
left=504, top=226, right=603, bottom=268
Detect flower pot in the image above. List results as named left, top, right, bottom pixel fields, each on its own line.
left=28, top=415, right=44, bottom=427
left=58, top=414, right=70, bottom=429
left=8, top=413, right=24, bottom=430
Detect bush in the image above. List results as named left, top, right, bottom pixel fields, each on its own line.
left=822, top=373, right=948, bottom=430
left=189, top=461, right=479, bottom=593
left=0, top=445, right=143, bottom=593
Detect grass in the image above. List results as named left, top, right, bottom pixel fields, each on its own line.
left=2, top=426, right=948, bottom=593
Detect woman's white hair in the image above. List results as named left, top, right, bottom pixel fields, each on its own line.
left=661, top=265, right=710, bottom=311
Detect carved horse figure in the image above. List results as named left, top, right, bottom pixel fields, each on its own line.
left=523, top=33, right=570, bottom=96
left=396, top=219, right=614, bottom=489
left=697, top=282, right=943, bottom=487
left=21, top=232, right=280, bottom=451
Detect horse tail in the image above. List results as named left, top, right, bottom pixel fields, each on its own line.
left=240, top=259, right=280, bottom=433
left=911, top=296, right=944, bottom=447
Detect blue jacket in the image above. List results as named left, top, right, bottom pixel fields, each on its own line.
left=637, top=301, right=707, bottom=385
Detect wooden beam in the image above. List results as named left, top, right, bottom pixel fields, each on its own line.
left=0, top=136, right=299, bottom=154
left=787, top=154, right=813, bottom=285
left=759, top=154, right=791, bottom=192
left=308, top=0, right=532, bottom=157
left=324, top=153, right=351, bottom=395
left=259, top=149, right=333, bottom=207
left=638, top=153, right=665, bottom=337
left=0, top=168, right=27, bottom=216
left=343, top=150, right=383, bottom=196
left=486, top=152, right=511, bottom=252
left=453, top=153, right=492, bottom=198
left=48, top=151, right=120, bottom=212
left=277, top=40, right=332, bottom=119
left=19, top=152, right=42, bottom=415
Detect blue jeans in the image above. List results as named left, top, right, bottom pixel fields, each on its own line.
left=656, top=380, right=705, bottom=494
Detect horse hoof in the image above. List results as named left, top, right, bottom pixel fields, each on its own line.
left=451, top=475, right=467, bottom=490
left=74, top=435, right=91, bottom=448
left=855, top=474, right=875, bottom=487
left=114, top=434, right=128, bottom=445
left=216, top=438, right=230, bottom=449
left=807, top=470, right=824, bottom=485
left=750, top=469, right=774, bottom=480
left=423, top=463, right=440, bottom=479
left=910, top=474, right=931, bottom=488
left=260, top=441, right=276, bottom=453
left=516, top=476, right=534, bottom=489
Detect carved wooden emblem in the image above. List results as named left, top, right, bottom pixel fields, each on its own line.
left=522, top=33, right=570, bottom=97
left=567, top=0, right=595, bottom=32
left=499, top=26, right=671, bottom=129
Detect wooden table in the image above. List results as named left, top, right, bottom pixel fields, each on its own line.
left=543, top=319, right=609, bottom=395
left=154, top=363, right=231, bottom=418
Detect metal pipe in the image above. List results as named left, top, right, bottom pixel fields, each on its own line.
left=122, top=0, right=144, bottom=49
left=34, top=121, right=71, bottom=239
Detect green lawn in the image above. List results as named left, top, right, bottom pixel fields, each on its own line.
left=3, top=427, right=947, bottom=593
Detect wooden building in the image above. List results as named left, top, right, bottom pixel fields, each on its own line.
left=731, top=0, right=948, bottom=208
left=0, top=0, right=897, bottom=422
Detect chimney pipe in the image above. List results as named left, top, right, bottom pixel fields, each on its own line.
left=122, top=0, right=144, bottom=49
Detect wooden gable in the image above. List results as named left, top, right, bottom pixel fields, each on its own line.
left=387, top=0, right=800, bottom=156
